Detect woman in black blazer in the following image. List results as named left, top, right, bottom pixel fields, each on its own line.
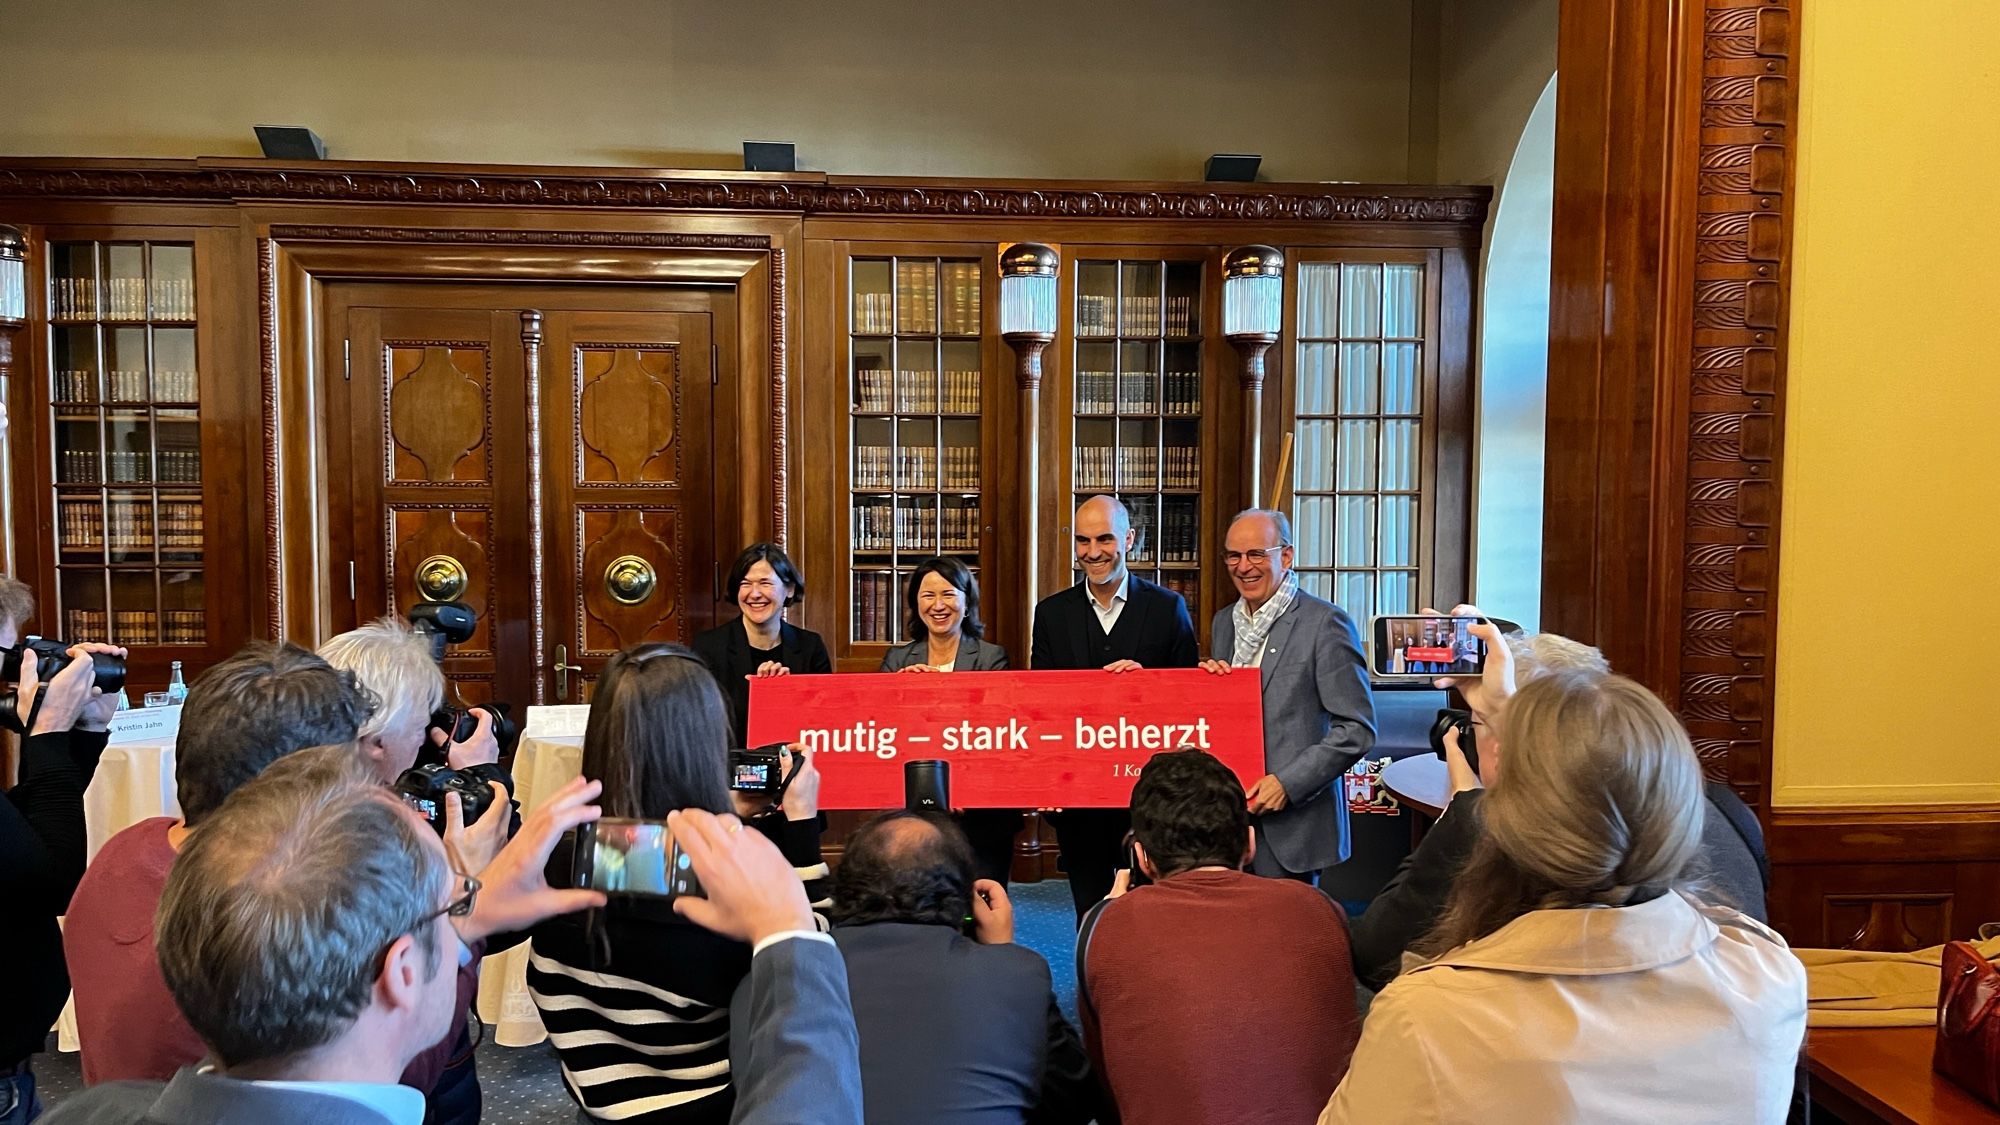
left=691, top=542, right=831, bottom=745
left=879, top=557, right=1019, bottom=884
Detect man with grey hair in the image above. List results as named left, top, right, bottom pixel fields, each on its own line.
left=1200, top=508, right=1376, bottom=881
left=45, top=754, right=865, bottom=1125
left=1347, top=606, right=1769, bottom=991
left=319, top=616, right=500, bottom=783
left=47, top=745, right=601, bottom=1125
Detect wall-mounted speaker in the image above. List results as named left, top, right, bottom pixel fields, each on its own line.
left=743, top=141, right=797, bottom=173
left=1204, top=154, right=1262, bottom=182
left=254, top=126, right=327, bottom=160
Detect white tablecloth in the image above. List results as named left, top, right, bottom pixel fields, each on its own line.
left=57, top=738, right=181, bottom=1051
left=474, top=733, right=584, bottom=1046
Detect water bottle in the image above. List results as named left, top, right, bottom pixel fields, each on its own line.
left=166, top=660, right=188, bottom=705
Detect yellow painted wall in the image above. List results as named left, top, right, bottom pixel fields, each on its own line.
left=1772, top=1, right=2000, bottom=806
left=0, top=0, right=1416, bottom=182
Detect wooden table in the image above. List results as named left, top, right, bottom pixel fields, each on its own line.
left=1808, top=1027, right=1998, bottom=1123
left=1379, top=753, right=1450, bottom=819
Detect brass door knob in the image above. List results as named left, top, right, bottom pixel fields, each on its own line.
left=415, top=555, right=469, bottom=602
left=604, top=555, right=656, bottom=605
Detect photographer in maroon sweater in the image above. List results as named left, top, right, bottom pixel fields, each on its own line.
left=1077, top=749, right=1360, bottom=1125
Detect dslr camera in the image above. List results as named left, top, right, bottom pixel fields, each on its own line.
left=406, top=602, right=521, bottom=760
left=1430, top=707, right=1481, bottom=778
left=393, top=761, right=504, bottom=829
left=0, top=638, right=127, bottom=734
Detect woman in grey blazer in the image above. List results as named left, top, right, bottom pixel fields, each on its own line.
left=878, top=557, right=1017, bottom=884
left=878, top=556, right=1009, bottom=674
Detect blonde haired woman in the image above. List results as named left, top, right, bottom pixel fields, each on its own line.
left=1321, top=672, right=1805, bottom=1124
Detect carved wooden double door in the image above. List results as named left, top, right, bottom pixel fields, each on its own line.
left=326, top=283, right=727, bottom=706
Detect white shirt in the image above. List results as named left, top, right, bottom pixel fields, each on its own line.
left=225, top=1075, right=424, bottom=1125
left=1087, top=573, right=1130, bottom=634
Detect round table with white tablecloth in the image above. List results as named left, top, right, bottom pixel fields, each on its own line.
left=474, top=732, right=584, bottom=1046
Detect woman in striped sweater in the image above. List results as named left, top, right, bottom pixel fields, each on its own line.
left=524, top=643, right=829, bottom=1123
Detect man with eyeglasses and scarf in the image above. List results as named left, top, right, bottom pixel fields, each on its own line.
left=1198, top=509, right=1375, bottom=882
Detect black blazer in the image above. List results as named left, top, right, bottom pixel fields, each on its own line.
left=878, top=634, right=1010, bottom=672
left=1029, top=575, right=1199, bottom=671
left=829, top=922, right=1097, bottom=1125
left=690, top=618, right=832, bottom=746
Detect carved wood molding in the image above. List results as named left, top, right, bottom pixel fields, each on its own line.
left=1, top=167, right=1489, bottom=226
left=257, top=238, right=281, bottom=639
left=267, top=224, right=776, bottom=251
left=1678, top=0, right=1798, bottom=806
left=770, top=248, right=789, bottom=546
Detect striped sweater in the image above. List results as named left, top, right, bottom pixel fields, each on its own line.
left=527, top=814, right=830, bottom=1124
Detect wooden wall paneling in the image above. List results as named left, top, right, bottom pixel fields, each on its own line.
left=1432, top=244, right=1476, bottom=608
left=1768, top=809, right=2000, bottom=949
left=1545, top=0, right=1797, bottom=810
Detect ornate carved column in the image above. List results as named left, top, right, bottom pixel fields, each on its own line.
left=1223, top=245, right=1284, bottom=509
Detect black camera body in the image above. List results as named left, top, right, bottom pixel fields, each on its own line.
left=407, top=602, right=520, bottom=760
left=431, top=700, right=521, bottom=761
left=1430, top=707, right=1481, bottom=778
left=729, top=745, right=787, bottom=792
left=393, top=762, right=499, bottom=829
left=0, top=638, right=128, bottom=734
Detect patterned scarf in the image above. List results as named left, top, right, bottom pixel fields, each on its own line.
left=1231, top=572, right=1300, bottom=667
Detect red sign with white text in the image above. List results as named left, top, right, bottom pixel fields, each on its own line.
left=746, top=669, right=1265, bottom=809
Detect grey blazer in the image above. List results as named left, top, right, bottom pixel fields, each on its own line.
left=41, top=1068, right=399, bottom=1125
left=878, top=633, right=1010, bottom=673
left=1210, top=590, right=1377, bottom=873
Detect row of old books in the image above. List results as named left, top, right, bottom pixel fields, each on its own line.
left=59, top=450, right=202, bottom=485
left=1074, top=446, right=1201, bottom=491
left=62, top=608, right=205, bottom=647
left=55, top=368, right=200, bottom=403
left=852, top=261, right=983, bottom=336
left=851, top=571, right=901, bottom=643
left=852, top=445, right=980, bottom=491
left=853, top=368, right=982, bottom=413
left=53, top=277, right=196, bottom=321
left=1077, top=294, right=1198, bottom=338
left=1075, top=370, right=1202, bottom=415
left=851, top=500, right=982, bottom=553
left=58, top=496, right=203, bottom=554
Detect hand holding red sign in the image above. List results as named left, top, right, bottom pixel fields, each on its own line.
left=746, top=669, right=1264, bottom=809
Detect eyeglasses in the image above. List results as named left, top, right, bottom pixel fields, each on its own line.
left=1222, top=544, right=1289, bottom=566
left=422, top=871, right=482, bottom=925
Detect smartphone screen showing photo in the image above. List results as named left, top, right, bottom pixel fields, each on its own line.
left=584, top=818, right=675, bottom=897
left=1372, top=615, right=1486, bottom=678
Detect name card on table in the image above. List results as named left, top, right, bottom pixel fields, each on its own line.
left=522, top=704, right=592, bottom=740
left=108, top=703, right=182, bottom=745
left=747, top=669, right=1264, bottom=809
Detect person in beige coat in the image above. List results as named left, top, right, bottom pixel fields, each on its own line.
left=1321, top=672, right=1807, bottom=1125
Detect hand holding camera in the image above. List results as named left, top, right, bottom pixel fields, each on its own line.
left=453, top=776, right=606, bottom=944
left=2, top=640, right=129, bottom=736
left=728, top=742, right=818, bottom=822
left=665, top=808, right=816, bottom=946
left=438, top=706, right=501, bottom=769
left=970, top=879, right=1014, bottom=945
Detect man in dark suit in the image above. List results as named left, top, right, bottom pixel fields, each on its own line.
left=48, top=756, right=863, bottom=1125
left=1031, top=494, right=1200, bottom=917
left=1201, top=509, right=1376, bottom=881
left=815, top=811, right=1096, bottom=1125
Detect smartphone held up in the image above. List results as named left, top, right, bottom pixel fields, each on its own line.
left=1370, top=615, right=1487, bottom=680
left=573, top=817, right=704, bottom=900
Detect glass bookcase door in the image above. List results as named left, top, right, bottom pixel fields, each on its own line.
left=1070, top=256, right=1204, bottom=608
left=847, top=253, right=988, bottom=648
left=1289, top=257, right=1433, bottom=622
left=46, top=240, right=207, bottom=649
